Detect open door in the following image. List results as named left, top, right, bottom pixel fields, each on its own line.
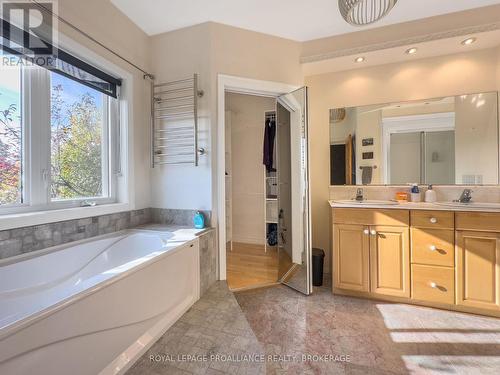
left=276, top=87, right=312, bottom=295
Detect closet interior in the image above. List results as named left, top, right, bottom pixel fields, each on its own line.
left=224, top=87, right=311, bottom=295
left=225, top=93, right=279, bottom=290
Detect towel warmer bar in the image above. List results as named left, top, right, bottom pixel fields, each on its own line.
left=150, top=74, right=204, bottom=167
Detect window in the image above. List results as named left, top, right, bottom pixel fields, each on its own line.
left=0, top=57, right=22, bottom=206
left=50, top=73, right=109, bottom=201
left=0, top=54, right=121, bottom=214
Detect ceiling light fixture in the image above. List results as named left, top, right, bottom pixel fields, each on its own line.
left=461, top=37, right=477, bottom=46
left=355, top=56, right=365, bottom=63
left=339, top=0, right=398, bottom=26
left=405, top=47, right=418, bottom=55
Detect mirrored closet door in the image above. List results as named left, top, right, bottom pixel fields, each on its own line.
left=276, top=87, right=312, bottom=295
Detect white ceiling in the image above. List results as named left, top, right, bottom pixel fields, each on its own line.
left=111, top=0, right=500, bottom=41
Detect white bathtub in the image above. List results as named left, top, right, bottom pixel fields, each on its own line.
left=0, top=229, right=200, bottom=375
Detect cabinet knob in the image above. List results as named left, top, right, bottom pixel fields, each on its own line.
left=363, top=229, right=370, bottom=235
left=430, top=217, right=438, bottom=224
left=430, top=282, right=437, bottom=288
left=429, top=245, right=437, bottom=251
left=370, top=229, right=377, bottom=236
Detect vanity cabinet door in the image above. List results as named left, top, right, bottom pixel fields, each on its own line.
left=456, top=231, right=500, bottom=312
left=370, top=226, right=410, bottom=298
left=334, top=224, right=370, bottom=292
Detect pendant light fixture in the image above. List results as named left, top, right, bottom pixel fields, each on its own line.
left=339, top=0, right=398, bottom=26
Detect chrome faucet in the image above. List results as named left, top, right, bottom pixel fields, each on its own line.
left=456, top=189, right=473, bottom=204
left=355, top=188, right=364, bottom=202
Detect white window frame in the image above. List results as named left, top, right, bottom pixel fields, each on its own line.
left=0, top=67, right=118, bottom=215
left=0, top=31, right=133, bottom=230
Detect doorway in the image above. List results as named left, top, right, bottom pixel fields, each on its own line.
left=224, top=92, right=279, bottom=290
left=217, top=75, right=312, bottom=295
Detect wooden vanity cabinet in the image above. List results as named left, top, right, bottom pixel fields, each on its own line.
left=332, top=207, right=500, bottom=317
left=332, top=209, right=410, bottom=298
left=333, top=224, right=370, bottom=292
left=410, top=210, right=455, bottom=305
left=370, top=225, right=410, bottom=298
left=455, top=212, right=500, bottom=313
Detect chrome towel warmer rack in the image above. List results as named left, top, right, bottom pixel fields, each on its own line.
left=151, top=74, right=204, bottom=167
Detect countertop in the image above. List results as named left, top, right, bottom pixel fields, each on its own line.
left=134, top=224, right=213, bottom=240
left=329, top=200, right=500, bottom=212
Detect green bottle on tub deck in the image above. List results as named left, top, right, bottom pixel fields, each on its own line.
left=194, top=211, right=205, bottom=229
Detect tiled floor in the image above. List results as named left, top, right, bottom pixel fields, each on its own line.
left=128, top=280, right=500, bottom=374
left=126, top=282, right=265, bottom=375
left=236, top=279, right=500, bottom=374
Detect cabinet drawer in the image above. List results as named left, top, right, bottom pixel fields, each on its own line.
left=411, top=210, right=454, bottom=230
left=411, top=264, right=454, bottom=305
left=333, top=208, right=409, bottom=226
left=411, top=228, right=454, bottom=267
left=456, top=212, right=500, bottom=232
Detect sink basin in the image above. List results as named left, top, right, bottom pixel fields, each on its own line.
left=434, top=202, right=500, bottom=209
left=332, top=199, right=399, bottom=206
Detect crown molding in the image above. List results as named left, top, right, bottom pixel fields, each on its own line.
left=301, top=22, right=500, bottom=64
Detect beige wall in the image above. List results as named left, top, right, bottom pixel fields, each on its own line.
left=149, top=22, right=302, bottom=219
left=150, top=24, right=213, bottom=211
left=226, top=93, right=275, bottom=244
left=210, top=23, right=302, bottom=85
left=306, top=47, right=500, bottom=273
left=58, top=0, right=152, bottom=209
left=209, top=23, right=303, bottom=225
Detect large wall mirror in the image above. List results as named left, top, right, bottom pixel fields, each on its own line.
left=330, top=92, right=499, bottom=186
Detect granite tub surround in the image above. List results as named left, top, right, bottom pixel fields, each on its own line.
left=152, top=208, right=212, bottom=226
left=235, top=279, right=500, bottom=375
left=199, top=229, right=217, bottom=296
left=0, top=208, right=152, bottom=260
left=330, top=185, right=500, bottom=204
left=126, top=281, right=265, bottom=375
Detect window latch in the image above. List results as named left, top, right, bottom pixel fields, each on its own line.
left=81, top=200, right=97, bottom=207
left=41, top=169, right=50, bottom=189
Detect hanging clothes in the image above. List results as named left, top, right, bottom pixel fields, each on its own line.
left=263, top=118, right=276, bottom=172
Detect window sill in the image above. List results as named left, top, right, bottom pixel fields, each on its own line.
left=0, top=202, right=131, bottom=231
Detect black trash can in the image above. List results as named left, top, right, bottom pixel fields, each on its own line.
left=312, top=248, right=325, bottom=287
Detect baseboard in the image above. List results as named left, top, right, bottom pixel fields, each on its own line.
left=231, top=236, right=265, bottom=246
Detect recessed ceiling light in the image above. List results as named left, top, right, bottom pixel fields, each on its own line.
left=405, top=47, right=418, bottom=55
left=355, top=56, right=365, bottom=63
left=461, top=37, right=476, bottom=46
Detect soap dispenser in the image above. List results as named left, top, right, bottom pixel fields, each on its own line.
left=193, top=211, right=205, bottom=229
left=410, top=184, right=421, bottom=203
left=425, top=185, right=437, bottom=203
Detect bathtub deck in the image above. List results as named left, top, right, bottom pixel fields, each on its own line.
left=126, top=281, right=265, bottom=375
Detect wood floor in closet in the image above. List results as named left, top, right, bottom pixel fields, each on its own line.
left=226, top=242, right=279, bottom=291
